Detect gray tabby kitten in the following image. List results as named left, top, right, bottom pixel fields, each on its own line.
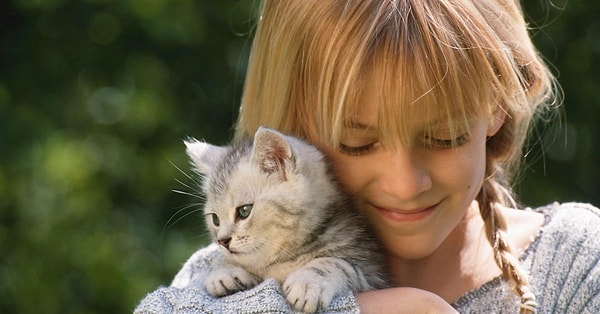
left=185, top=127, right=388, bottom=313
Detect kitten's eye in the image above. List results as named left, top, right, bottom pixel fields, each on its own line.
left=210, top=213, right=220, bottom=226
left=236, top=204, right=253, bottom=220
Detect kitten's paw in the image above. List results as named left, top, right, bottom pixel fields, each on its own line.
left=283, top=268, right=344, bottom=313
left=204, top=266, right=258, bottom=297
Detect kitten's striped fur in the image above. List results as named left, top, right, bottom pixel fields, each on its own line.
left=185, top=127, right=388, bottom=313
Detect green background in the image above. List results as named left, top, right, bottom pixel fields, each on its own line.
left=0, top=0, right=598, bottom=313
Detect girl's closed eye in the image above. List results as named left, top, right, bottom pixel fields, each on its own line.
left=339, top=142, right=380, bottom=156
left=339, top=134, right=470, bottom=155
left=424, top=133, right=470, bottom=149
left=338, top=125, right=380, bottom=156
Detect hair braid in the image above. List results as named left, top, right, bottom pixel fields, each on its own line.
left=477, top=176, right=537, bottom=314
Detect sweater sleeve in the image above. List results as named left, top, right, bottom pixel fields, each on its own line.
left=134, top=244, right=361, bottom=314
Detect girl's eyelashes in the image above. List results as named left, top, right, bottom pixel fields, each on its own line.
left=338, top=142, right=379, bottom=156
left=337, top=132, right=470, bottom=155
left=424, top=133, right=470, bottom=149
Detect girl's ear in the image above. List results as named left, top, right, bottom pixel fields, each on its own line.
left=487, top=106, right=507, bottom=137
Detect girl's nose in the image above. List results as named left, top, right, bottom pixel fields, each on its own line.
left=376, top=149, right=432, bottom=200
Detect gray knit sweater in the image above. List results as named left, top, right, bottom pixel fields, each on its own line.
left=135, top=202, right=600, bottom=313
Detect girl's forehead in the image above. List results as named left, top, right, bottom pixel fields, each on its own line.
left=347, top=76, right=471, bottom=131
left=323, top=33, right=493, bottom=147
left=344, top=104, right=468, bottom=134
left=335, top=76, right=481, bottom=150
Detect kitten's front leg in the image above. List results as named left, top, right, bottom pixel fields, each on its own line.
left=204, top=264, right=258, bottom=297
left=283, top=257, right=357, bottom=313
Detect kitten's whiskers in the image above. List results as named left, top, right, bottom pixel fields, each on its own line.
left=170, top=159, right=203, bottom=186
left=172, top=188, right=203, bottom=199
left=163, top=203, right=204, bottom=232
left=163, top=159, right=207, bottom=233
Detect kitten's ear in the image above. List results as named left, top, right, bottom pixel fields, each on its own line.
left=251, top=127, right=293, bottom=179
left=184, top=138, right=227, bottom=173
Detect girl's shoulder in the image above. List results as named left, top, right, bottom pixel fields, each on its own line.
left=534, top=201, right=600, bottom=219
left=532, top=202, right=600, bottom=244
left=453, top=202, right=600, bottom=313
left=524, top=202, right=600, bottom=312
left=524, top=201, right=600, bottom=263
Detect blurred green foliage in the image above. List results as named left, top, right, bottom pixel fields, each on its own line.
left=0, top=0, right=598, bottom=313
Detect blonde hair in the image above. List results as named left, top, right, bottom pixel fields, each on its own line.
left=236, top=0, right=558, bottom=312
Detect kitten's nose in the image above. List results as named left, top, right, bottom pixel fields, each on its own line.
left=217, top=237, right=231, bottom=249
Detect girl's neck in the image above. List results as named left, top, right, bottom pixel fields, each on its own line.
left=387, top=201, right=501, bottom=303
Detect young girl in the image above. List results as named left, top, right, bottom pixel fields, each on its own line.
left=136, top=0, right=600, bottom=312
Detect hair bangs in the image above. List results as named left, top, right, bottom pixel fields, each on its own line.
left=335, top=1, right=502, bottom=150
left=239, top=0, right=556, bottom=163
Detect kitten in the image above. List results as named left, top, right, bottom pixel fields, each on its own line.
left=185, top=127, right=388, bottom=313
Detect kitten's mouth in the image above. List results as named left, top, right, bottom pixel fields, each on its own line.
left=222, top=248, right=238, bottom=254
left=221, top=247, right=245, bottom=255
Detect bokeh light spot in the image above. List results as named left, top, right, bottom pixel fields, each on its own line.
left=86, top=87, right=130, bottom=125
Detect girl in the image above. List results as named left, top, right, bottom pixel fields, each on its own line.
left=136, top=0, right=600, bottom=312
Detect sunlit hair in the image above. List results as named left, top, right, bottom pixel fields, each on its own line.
left=235, top=0, right=559, bottom=312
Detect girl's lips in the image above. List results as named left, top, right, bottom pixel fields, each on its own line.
left=371, top=203, right=439, bottom=223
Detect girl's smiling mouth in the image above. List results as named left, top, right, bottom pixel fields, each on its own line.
left=369, top=202, right=440, bottom=223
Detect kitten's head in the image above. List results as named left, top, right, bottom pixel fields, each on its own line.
left=185, top=127, right=339, bottom=271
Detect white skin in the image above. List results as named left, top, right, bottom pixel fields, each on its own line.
left=313, top=85, right=545, bottom=312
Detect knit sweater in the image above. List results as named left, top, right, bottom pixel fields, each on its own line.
left=134, top=202, right=600, bottom=313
